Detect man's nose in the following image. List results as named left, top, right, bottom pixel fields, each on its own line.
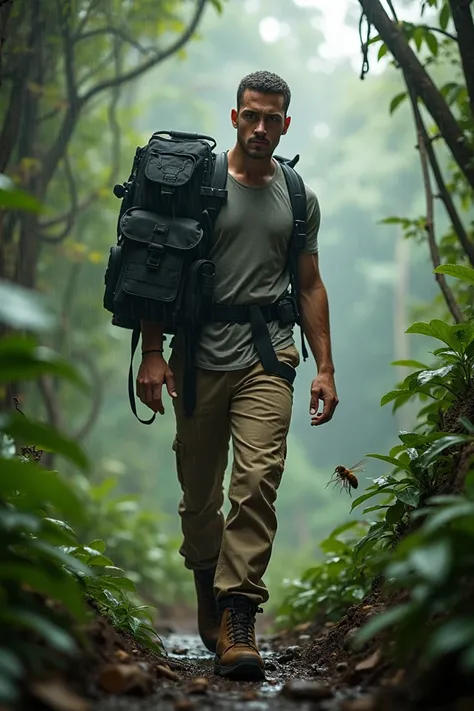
left=255, top=120, right=266, bottom=135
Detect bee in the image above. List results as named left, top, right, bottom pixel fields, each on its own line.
left=325, top=460, right=366, bottom=496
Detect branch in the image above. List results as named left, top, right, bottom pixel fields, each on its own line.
left=408, top=83, right=464, bottom=324
left=74, top=26, right=151, bottom=54
left=358, top=0, right=474, bottom=190
left=412, top=98, right=474, bottom=267
left=79, top=0, right=208, bottom=107
left=420, top=25, right=457, bottom=42
left=447, top=0, right=474, bottom=117
left=40, top=153, right=83, bottom=244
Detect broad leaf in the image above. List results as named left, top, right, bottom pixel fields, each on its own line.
left=434, top=264, right=474, bottom=285
left=390, top=359, right=429, bottom=369
left=1, top=610, right=76, bottom=654
left=390, top=92, right=407, bottom=114
left=419, top=435, right=472, bottom=466
left=366, top=453, right=411, bottom=471
left=0, top=413, right=89, bottom=471
left=406, top=321, right=435, bottom=338
left=0, top=337, right=85, bottom=387
left=409, top=540, right=451, bottom=584
left=0, top=281, right=55, bottom=332
left=0, top=175, right=42, bottom=213
left=354, top=603, right=415, bottom=646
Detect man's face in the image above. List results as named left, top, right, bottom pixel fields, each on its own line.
left=231, top=90, right=291, bottom=160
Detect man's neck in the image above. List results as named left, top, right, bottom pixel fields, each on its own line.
left=227, top=143, right=276, bottom=186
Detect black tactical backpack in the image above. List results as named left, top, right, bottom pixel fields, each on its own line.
left=103, top=130, right=227, bottom=421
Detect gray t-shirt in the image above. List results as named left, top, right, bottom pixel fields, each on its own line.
left=175, top=160, right=320, bottom=370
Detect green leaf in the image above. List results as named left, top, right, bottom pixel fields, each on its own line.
left=422, top=502, right=474, bottom=534
left=386, top=499, right=406, bottom=525
left=409, top=540, right=451, bottom=584
left=459, top=417, right=474, bottom=434
left=31, top=540, right=91, bottom=576
left=87, top=539, right=106, bottom=554
left=434, top=264, right=474, bottom=285
left=424, top=31, right=438, bottom=55
left=0, top=459, right=84, bottom=522
left=390, top=92, right=407, bottom=114
left=100, top=576, right=136, bottom=593
left=366, top=453, right=411, bottom=471
left=419, top=434, right=472, bottom=466
left=429, top=618, right=474, bottom=658
left=351, top=485, right=395, bottom=512
left=390, top=359, right=430, bottom=369
left=405, top=321, right=435, bottom=338
left=381, top=389, right=411, bottom=406
left=378, top=43, right=388, bottom=60
left=0, top=281, right=55, bottom=332
left=0, top=648, right=22, bottom=678
left=0, top=509, right=41, bottom=533
left=0, top=564, right=85, bottom=617
left=0, top=337, right=85, bottom=387
left=416, top=365, right=454, bottom=386
left=0, top=175, right=42, bottom=213
left=1, top=609, right=76, bottom=654
left=396, top=487, right=420, bottom=507
left=439, top=3, right=450, bottom=30
left=0, top=413, right=89, bottom=471
left=354, top=603, right=415, bottom=646
left=430, top=320, right=459, bottom=350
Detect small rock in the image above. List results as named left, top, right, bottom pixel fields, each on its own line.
left=344, top=627, right=360, bottom=650
left=336, top=662, right=349, bottom=672
left=286, top=645, right=301, bottom=654
left=187, top=677, right=209, bottom=695
left=265, top=661, right=278, bottom=671
left=172, top=647, right=188, bottom=656
left=281, top=680, right=334, bottom=701
left=174, top=698, right=194, bottom=711
left=99, top=664, right=154, bottom=695
left=156, top=665, right=181, bottom=682
left=114, top=650, right=130, bottom=663
left=339, top=697, right=377, bottom=711
left=325, top=621, right=335, bottom=628
left=312, top=665, right=329, bottom=676
left=298, top=634, right=311, bottom=642
left=30, top=680, right=90, bottom=711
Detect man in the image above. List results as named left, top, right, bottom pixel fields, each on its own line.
left=136, top=71, right=338, bottom=680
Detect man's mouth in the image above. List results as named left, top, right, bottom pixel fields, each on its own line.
left=250, top=139, right=269, bottom=146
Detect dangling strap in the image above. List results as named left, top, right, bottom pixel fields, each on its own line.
left=128, top=327, right=156, bottom=425
left=249, top=306, right=296, bottom=385
left=280, top=162, right=309, bottom=362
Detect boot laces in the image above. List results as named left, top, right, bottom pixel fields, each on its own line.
left=227, top=606, right=262, bottom=646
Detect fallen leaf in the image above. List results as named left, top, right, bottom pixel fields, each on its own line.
left=156, top=664, right=181, bottom=682
left=30, top=680, right=90, bottom=711
left=99, top=663, right=154, bottom=695
left=355, top=648, right=382, bottom=672
left=242, top=690, right=258, bottom=701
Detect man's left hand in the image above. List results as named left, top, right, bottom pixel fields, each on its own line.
left=309, top=372, right=339, bottom=426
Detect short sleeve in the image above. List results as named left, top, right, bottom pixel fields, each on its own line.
left=304, top=185, right=320, bottom=254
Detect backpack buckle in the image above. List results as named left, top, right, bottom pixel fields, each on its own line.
left=147, top=243, right=164, bottom=269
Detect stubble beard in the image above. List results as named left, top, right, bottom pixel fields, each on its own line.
left=237, top=131, right=272, bottom=161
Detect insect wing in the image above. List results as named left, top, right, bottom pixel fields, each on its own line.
left=348, top=459, right=366, bottom=473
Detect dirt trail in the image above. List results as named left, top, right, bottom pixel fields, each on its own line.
left=93, top=629, right=375, bottom=711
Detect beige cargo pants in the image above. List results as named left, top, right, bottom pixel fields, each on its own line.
left=169, top=344, right=300, bottom=606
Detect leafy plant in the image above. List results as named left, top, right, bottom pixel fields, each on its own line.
left=276, top=521, right=372, bottom=628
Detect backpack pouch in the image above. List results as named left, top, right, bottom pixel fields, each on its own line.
left=118, top=207, right=203, bottom=305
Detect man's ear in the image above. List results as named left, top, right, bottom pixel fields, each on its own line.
left=282, top=115, right=291, bottom=136
left=231, top=108, right=238, bottom=129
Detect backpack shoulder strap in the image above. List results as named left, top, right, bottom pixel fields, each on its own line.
left=206, top=151, right=228, bottom=228
left=279, top=161, right=307, bottom=252
left=279, top=161, right=309, bottom=362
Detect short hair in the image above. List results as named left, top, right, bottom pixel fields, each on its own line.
left=236, top=71, right=291, bottom=114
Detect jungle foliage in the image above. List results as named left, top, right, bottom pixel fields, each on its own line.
left=278, top=0, right=474, bottom=679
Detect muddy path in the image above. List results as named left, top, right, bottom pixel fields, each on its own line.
left=92, top=628, right=376, bottom=711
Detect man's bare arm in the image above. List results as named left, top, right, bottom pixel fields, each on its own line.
left=137, top=320, right=176, bottom=414
left=298, top=252, right=338, bottom=425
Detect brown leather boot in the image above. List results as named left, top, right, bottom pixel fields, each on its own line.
left=193, top=568, right=221, bottom=653
left=214, top=595, right=265, bottom=680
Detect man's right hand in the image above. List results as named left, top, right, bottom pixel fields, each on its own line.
left=136, top=353, right=177, bottom=414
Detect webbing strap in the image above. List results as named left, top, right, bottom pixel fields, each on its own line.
left=280, top=162, right=309, bottom=362
left=249, top=306, right=296, bottom=385
left=210, top=302, right=281, bottom=324
left=128, top=327, right=156, bottom=425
